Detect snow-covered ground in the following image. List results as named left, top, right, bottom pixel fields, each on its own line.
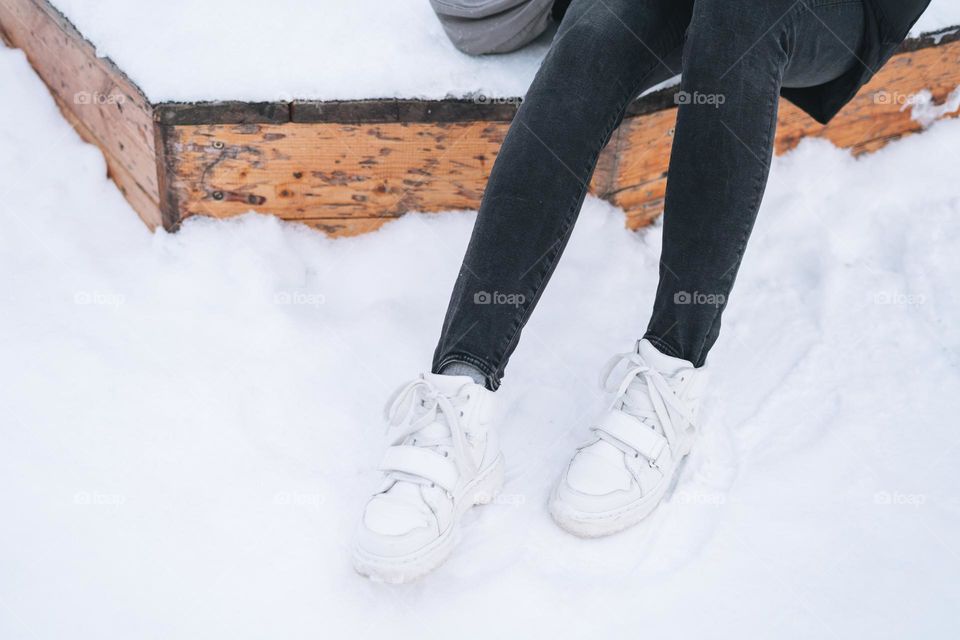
left=48, top=0, right=960, bottom=103
left=3, top=39, right=960, bottom=639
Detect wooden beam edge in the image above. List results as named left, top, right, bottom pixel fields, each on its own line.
left=153, top=121, right=181, bottom=232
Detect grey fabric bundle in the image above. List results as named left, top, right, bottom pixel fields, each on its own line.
left=430, top=0, right=557, bottom=54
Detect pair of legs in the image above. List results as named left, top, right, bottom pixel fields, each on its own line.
left=433, top=0, right=866, bottom=387
left=354, top=0, right=869, bottom=583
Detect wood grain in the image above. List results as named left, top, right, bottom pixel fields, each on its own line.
left=159, top=119, right=622, bottom=230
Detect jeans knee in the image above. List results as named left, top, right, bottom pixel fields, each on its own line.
left=549, top=7, right=622, bottom=70
left=534, top=7, right=640, bottom=113
left=683, top=0, right=792, bottom=85
left=550, top=0, right=671, bottom=79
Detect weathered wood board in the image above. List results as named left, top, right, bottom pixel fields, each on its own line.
left=0, top=0, right=160, bottom=228
left=157, top=120, right=514, bottom=236
left=3, top=0, right=959, bottom=237
left=154, top=33, right=960, bottom=235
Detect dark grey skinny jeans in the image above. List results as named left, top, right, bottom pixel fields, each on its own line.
left=433, top=0, right=866, bottom=389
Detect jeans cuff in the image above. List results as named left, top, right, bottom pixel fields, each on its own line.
left=641, top=332, right=687, bottom=361
left=432, top=352, right=500, bottom=391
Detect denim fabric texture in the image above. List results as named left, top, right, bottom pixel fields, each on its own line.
left=433, top=0, right=869, bottom=389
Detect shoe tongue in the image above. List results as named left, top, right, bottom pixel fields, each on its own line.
left=618, top=340, right=691, bottom=432
left=422, top=372, right=472, bottom=395
left=417, top=419, right=450, bottom=440
left=408, top=373, right=469, bottom=441
left=620, top=388, right=663, bottom=436
left=637, top=339, right=692, bottom=377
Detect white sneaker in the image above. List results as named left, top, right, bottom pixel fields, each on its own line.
left=549, top=340, right=707, bottom=538
left=353, top=373, right=504, bottom=583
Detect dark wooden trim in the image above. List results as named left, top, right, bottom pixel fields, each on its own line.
left=396, top=98, right=521, bottom=123
left=292, top=99, right=400, bottom=123
left=156, top=98, right=524, bottom=125
left=291, top=98, right=522, bottom=123
left=151, top=91, right=681, bottom=126
left=153, top=121, right=181, bottom=232
left=155, top=101, right=291, bottom=125
left=154, top=92, right=680, bottom=126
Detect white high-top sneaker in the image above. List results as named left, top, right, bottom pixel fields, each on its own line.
left=353, top=373, right=504, bottom=583
left=550, top=339, right=707, bottom=538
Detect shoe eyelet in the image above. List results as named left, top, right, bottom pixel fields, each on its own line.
left=443, top=451, right=449, bottom=457
left=459, top=411, right=464, bottom=417
left=633, top=452, right=640, bottom=459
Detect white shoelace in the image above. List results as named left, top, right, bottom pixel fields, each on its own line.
left=383, top=376, right=476, bottom=485
left=596, top=350, right=697, bottom=458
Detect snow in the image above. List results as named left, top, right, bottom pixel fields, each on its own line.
left=909, top=85, right=960, bottom=127
left=53, top=0, right=550, bottom=103
left=914, top=1, right=960, bottom=36
left=47, top=0, right=960, bottom=103
left=3, top=40, right=960, bottom=639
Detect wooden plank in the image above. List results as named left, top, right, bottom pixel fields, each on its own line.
left=158, top=26, right=960, bottom=235
left=0, top=0, right=161, bottom=227
left=158, top=118, right=617, bottom=230
left=157, top=97, right=523, bottom=126
left=156, top=101, right=291, bottom=126
left=163, top=90, right=678, bottom=126
left=5, top=0, right=957, bottom=237
left=609, top=36, right=960, bottom=229
left=159, top=35, right=960, bottom=234
left=160, top=119, right=508, bottom=222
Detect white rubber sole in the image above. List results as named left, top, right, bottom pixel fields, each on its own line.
left=352, top=454, right=505, bottom=584
left=549, top=441, right=693, bottom=539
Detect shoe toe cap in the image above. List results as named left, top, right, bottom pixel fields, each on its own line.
left=356, top=494, right=438, bottom=558
left=552, top=448, right=641, bottom=515
left=565, top=449, right=633, bottom=496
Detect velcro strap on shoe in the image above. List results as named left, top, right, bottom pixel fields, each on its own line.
left=379, top=445, right=460, bottom=493
left=594, top=410, right=667, bottom=461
